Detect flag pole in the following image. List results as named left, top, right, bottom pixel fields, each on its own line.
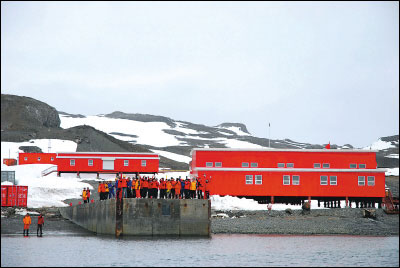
left=269, top=122, right=271, bottom=148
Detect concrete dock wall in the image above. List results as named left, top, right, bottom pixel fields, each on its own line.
left=59, top=198, right=210, bottom=236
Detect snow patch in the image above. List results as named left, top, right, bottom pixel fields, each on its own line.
left=386, top=168, right=399, bottom=176
left=151, top=150, right=191, bottom=164
left=363, top=139, right=396, bottom=150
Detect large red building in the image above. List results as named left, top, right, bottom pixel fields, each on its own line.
left=190, top=148, right=386, bottom=207
left=19, top=152, right=159, bottom=176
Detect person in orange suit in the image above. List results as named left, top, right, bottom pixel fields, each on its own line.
left=37, top=213, right=44, bottom=237
left=23, top=213, right=32, bottom=236
left=174, top=178, right=182, bottom=199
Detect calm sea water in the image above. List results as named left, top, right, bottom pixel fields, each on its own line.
left=1, top=234, right=398, bottom=267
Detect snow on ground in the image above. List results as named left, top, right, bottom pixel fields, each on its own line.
left=1, top=181, right=14, bottom=186
left=363, top=138, right=397, bottom=150
left=219, top=138, right=265, bottom=148
left=386, top=168, right=399, bottom=176
left=1, top=139, right=77, bottom=161
left=211, top=195, right=379, bottom=211
left=217, top=126, right=251, bottom=136
left=1, top=163, right=93, bottom=208
left=151, top=150, right=191, bottom=164
left=60, top=114, right=187, bottom=147
left=15, top=208, right=40, bottom=216
left=385, top=154, right=399, bottom=159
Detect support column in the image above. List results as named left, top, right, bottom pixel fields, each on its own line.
left=77, top=172, right=80, bottom=178
left=57, top=172, right=61, bottom=177
left=271, top=196, right=274, bottom=204
left=308, top=196, right=311, bottom=203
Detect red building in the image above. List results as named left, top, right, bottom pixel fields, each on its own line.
left=190, top=148, right=386, bottom=207
left=19, top=152, right=159, bottom=176
left=19, top=153, right=57, bottom=165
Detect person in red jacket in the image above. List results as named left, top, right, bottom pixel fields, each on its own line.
left=184, top=178, right=190, bottom=199
left=37, top=213, right=44, bottom=237
left=155, top=178, right=160, bottom=199
left=86, top=187, right=91, bottom=203
left=170, top=178, right=176, bottom=199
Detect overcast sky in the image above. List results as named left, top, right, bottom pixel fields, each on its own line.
left=1, top=1, right=399, bottom=148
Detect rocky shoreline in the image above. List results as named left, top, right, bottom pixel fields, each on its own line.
left=1, top=206, right=398, bottom=236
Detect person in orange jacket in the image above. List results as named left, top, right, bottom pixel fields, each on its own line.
left=170, top=178, right=176, bottom=199
left=23, top=213, right=32, bottom=236
left=82, top=188, right=87, bottom=203
left=190, top=179, right=197, bottom=199
left=174, top=179, right=182, bottom=199
left=159, top=178, right=166, bottom=199
left=141, top=177, right=149, bottom=198
left=166, top=179, right=172, bottom=199
left=134, top=178, right=141, bottom=198
left=37, top=213, right=44, bottom=237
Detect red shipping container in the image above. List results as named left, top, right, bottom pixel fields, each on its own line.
left=7, top=186, right=17, bottom=207
left=1, top=186, right=8, bottom=206
left=17, top=186, right=28, bottom=208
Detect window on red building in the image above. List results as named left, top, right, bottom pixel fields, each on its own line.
left=358, top=176, right=365, bottom=186
left=292, top=175, right=300, bottom=185
left=245, top=175, right=253, bottom=184
left=367, top=176, right=375, bottom=186
left=283, top=175, right=290, bottom=185
left=320, top=176, right=328, bottom=185
left=330, top=176, right=337, bottom=185
left=255, top=175, right=262, bottom=184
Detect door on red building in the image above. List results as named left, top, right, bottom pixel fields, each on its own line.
left=102, top=158, right=115, bottom=170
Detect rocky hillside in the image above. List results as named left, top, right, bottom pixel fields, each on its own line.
left=1, top=94, right=398, bottom=170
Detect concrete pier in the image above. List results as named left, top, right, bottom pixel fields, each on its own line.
left=59, top=198, right=211, bottom=237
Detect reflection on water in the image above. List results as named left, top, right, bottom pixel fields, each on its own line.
left=2, top=234, right=399, bottom=267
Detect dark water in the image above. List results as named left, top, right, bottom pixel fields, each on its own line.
left=1, top=234, right=398, bottom=267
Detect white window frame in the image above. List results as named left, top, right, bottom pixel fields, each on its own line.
left=245, top=175, right=253, bottom=185
left=206, top=162, right=213, bottom=167
left=314, top=163, right=321, bottom=168
left=242, top=162, right=249, bottom=168
left=330, top=176, right=337, bottom=185
left=255, top=175, right=262, bottom=185
left=320, top=176, right=328, bottom=185
left=251, top=162, right=258, bottom=168
left=367, top=176, right=375, bottom=186
left=278, top=163, right=285, bottom=168
left=286, top=163, right=294, bottom=168
left=24, top=157, right=27, bottom=161
left=70, top=159, right=75, bottom=166
left=124, top=160, right=129, bottom=166
left=292, top=175, right=300, bottom=185
left=215, top=162, right=222, bottom=167
left=358, top=176, right=365, bottom=186
left=350, top=164, right=357, bottom=169
left=322, top=163, right=330, bottom=168
left=141, top=160, right=147, bottom=167
left=283, top=175, right=290, bottom=185
left=359, top=164, right=366, bottom=169
left=38, top=157, right=41, bottom=161
left=88, top=159, right=93, bottom=166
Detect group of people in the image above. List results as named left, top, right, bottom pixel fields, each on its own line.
left=81, top=187, right=91, bottom=203
left=22, top=213, right=44, bottom=237
left=90, top=176, right=210, bottom=202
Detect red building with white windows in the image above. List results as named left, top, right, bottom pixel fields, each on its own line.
left=190, top=148, right=386, bottom=207
left=19, top=152, right=159, bottom=176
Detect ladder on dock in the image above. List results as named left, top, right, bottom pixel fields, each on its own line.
left=383, top=188, right=399, bottom=214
